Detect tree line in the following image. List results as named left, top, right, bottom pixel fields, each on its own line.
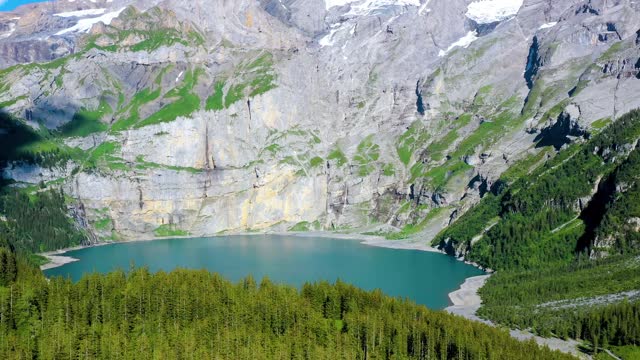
left=0, top=188, right=86, bottom=253
left=435, top=109, right=640, bottom=270
left=0, top=263, right=576, bottom=360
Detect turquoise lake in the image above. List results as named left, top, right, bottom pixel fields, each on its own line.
left=44, top=235, right=484, bottom=309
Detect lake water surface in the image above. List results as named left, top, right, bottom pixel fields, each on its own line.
left=44, top=235, right=484, bottom=309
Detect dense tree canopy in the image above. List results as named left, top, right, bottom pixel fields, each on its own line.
left=435, top=109, right=640, bottom=270
left=0, top=265, right=575, bottom=360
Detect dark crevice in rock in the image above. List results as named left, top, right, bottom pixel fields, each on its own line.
left=576, top=4, right=599, bottom=15
left=467, top=174, right=490, bottom=198
left=138, top=187, right=144, bottom=210
left=606, top=22, right=622, bottom=40
left=415, top=81, right=425, bottom=115
left=247, top=99, right=252, bottom=129
left=568, top=84, right=579, bottom=97
left=204, top=122, right=210, bottom=170
left=524, top=36, right=540, bottom=89
left=576, top=172, right=617, bottom=255
left=535, top=112, right=588, bottom=150
left=470, top=20, right=499, bottom=36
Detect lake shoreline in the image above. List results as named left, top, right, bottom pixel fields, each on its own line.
left=40, top=231, right=486, bottom=308
left=443, top=273, right=590, bottom=358
left=39, top=230, right=450, bottom=271
left=445, top=275, right=492, bottom=323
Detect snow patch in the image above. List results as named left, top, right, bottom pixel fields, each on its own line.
left=325, top=0, right=420, bottom=13
left=56, top=7, right=125, bottom=35
left=325, top=0, right=354, bottom=9
left=54, top=8, right=106, bottom=17
left=438, top=31, right=478, bottom=57
left=466, top=0, right=523, bottom=24
left=319, top=26, right=341, bottom=47
left=418, top=0, right=432, bottom=15
left=175, top=71, right=184, bottom=83
left=539, top=22, right=557, bottom=30
left=348, top=0, right=420, bottom=15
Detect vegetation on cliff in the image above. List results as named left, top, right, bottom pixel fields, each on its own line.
left=433, top=109, right=640, bottom=356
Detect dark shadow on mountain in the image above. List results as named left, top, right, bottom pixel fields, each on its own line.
left=0, top=109, right=43, bottom=164
left=535, top=112, right=588, bottom=150
left=575, top=171, right=617, bottom=255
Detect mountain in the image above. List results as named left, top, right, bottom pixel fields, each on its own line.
left=1, top=0, right=639, bottom=245
left=1, top=0, right=640, bottom=358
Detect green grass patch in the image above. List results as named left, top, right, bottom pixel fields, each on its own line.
left=154, top=224, right=189, bottom=237
left=263, top=143, right=281, bottom=155
left=397, top=121, right=430, bottom=166
left=249, top=73, right=276, bottom=97
left=112, top=87, right=161, bottom=131
left=328, top=147, right=348, bottom=167
left=599, top=41, right=626, bottom=61
left=0, top=95, right=27, bottom=109
left=591, top=118, right=612, bottom=131
left=309, top=156, right=324, bottom=168
left=523, top=81, right=544, bottom=118
left=134, top=155, right=201, bottom=173
left=353, top=135, right=380, bottom=177
left=0, top=115, right=87, bottom=167
left=205, top=81, right=225, bottom=111
left=382, top=163, right=395, bottom=176
left=539, top=99, right=570, bottom=125
left=28, top=254, right=50, bottom=267
left=59, top=100, right=112, bottom=137
left=136, top=93, right=200, bottom=128
left=130, top=29, right=190, bottom=52
left=219, top=52, right=278, bottom=108
left=386, top=206, right=448, bottom=240
left=288, top=220, right=321, bottom=232
left=85, top=141, right=128, bottom=171
left=500, top=149, right=551, bottom=183
left=225, top=84, right=247, bottom=108
left=424, top=161, right=472, bottom=190
left=94, top=217, right=112, bottom=231
left=423, top=109, right=522, bottom=189
left=427, top=128, right=458, bottom=161
left=134, top=70, right=202, bottom=128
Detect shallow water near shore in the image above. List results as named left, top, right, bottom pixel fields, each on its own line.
left=44, top=234, right=484, bottom=309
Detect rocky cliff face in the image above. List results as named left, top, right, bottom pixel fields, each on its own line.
left=2, top=0, right=640, bottom=241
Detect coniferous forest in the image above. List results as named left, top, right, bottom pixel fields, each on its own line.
left=434, top=109, right=640, bottom=356
left=0, top=257, right=576, bottom=359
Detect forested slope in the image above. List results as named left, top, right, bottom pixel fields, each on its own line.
left=435, top=109, right=640, bottom=270
left=433, top=109, right=640, bottom=357
left=0, top=253, right=576, bottom=359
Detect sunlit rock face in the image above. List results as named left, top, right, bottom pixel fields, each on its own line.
left=2, top=0, right=640, bottom=240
